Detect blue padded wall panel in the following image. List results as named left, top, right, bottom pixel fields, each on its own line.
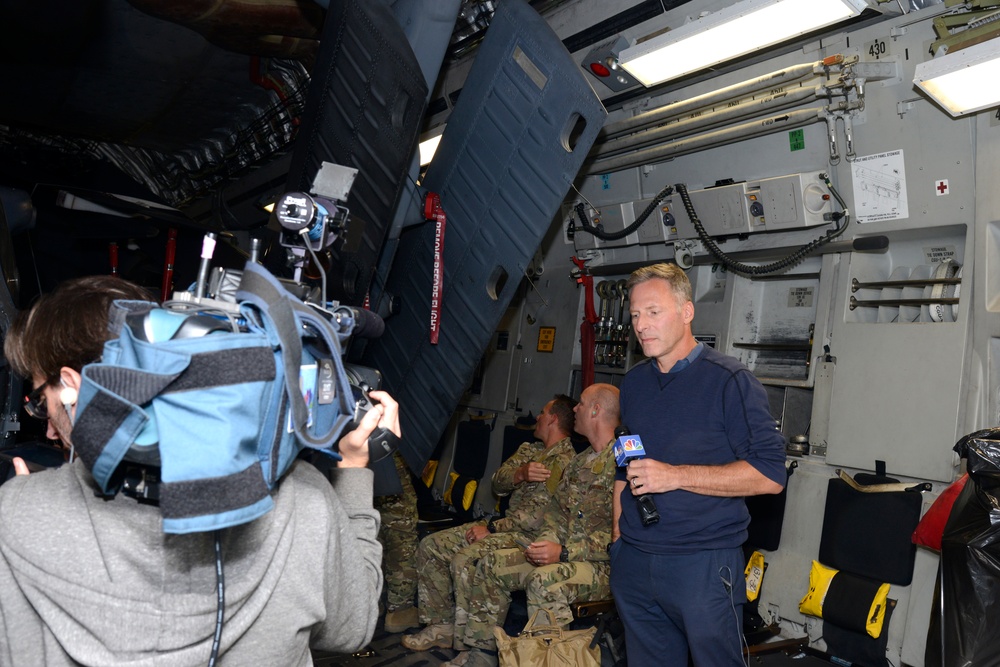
left=285, top=0, right=427, bottom=305
left=364, top=0, right=606, bottom=473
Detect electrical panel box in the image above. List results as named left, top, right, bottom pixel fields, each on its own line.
left=575, top=200, right=643, bottom=249
left=634, top=198, right=676, bottom=245
left=758, top=172, right=832, bottom=231
left=664, top=172, right=833, bottom=240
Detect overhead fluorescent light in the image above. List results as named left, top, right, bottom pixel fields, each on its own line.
left=914, top=38, right=1000, bottom=117
left=618, top=0, right=868, bottom=87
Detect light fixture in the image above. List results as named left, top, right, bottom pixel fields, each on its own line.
left=617, top=0, right=868, bottom=88
left=418, top=127, right=445, bottom=167
left=582, top=36, right=638, bottom=92
left=914, top=38, right=1000, bottom=117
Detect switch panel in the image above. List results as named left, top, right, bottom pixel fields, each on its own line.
left=665, top=172, right=833, bottom=240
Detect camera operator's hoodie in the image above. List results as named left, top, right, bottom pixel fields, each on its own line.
left=0, top=458, right=382, bottom=666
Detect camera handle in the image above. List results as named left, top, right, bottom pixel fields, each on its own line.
left=367, top=427, right=399, bottom=464
left=351, top=385, right=398, bottom=465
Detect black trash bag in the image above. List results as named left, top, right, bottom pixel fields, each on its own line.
left=927, top=428, right=1000, bottom=666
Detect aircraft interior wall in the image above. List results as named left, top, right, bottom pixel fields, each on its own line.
left=10, top=0, right=1000, bottom=665
left=430, top=4, right=1000, bottom=665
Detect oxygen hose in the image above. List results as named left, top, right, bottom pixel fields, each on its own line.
left=676, top=173, right=850, bottom=276
left=573, top=182, right=675, bottom=241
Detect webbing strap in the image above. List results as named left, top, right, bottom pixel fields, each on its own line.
left=160, top=462, right=270, bottom=521
left=85, top=347, right=275, bottom=406
left=73, top=390, right=150, bottom=490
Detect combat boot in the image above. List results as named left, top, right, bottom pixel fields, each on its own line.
left=383, top=605, right=419, bottom=633
left=401, top=623, right=454, bottom=651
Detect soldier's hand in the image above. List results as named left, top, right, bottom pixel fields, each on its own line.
left=466, top=524, right=490, bottom=544
left=524, top=540, right=561, bottom=566
left=522, top=462, right=551, bottom=483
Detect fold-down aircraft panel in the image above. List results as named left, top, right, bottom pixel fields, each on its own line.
left=364, top=0, right=607, bottom=473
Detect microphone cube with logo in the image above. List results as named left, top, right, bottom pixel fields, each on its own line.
left=614, top=433, right=660, bottom=526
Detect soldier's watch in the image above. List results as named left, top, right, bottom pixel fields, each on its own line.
left=486, top=519, right=498, bottom=533
left=559, top=546, right=569, bottom=563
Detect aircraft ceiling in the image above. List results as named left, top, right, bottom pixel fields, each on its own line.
left=0, top=0, right=937, bottom=291
left=0, top=1, right=577, bottom=222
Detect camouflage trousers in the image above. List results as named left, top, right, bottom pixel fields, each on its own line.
left=415, top=524, right=526, bottom=640
left=374, top=453, right=419, bottom=611
left=462, top=547, right=612, bottom=651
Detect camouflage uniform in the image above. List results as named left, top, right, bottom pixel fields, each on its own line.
left=461, top=441, right=615, bottom=650
left=414, top=436, right=576, bottom=642
left=374, top=452, right=419, bottom=611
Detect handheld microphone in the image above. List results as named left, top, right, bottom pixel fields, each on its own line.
left=613, top=425, right=660, bottom=526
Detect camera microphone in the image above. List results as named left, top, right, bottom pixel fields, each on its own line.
left=613, top=425, right=660, bottom=526
left=331, top=306, right=385, bottom=339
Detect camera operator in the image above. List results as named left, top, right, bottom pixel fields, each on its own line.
left=0, top=275, right=395, bottom=666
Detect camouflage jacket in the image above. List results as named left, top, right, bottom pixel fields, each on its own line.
left=538, top=441, right=615, bottom=563
left=490, top=436, right=576, bottom=534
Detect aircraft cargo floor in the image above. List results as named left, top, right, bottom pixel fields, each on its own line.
left=312, top=612, right=836, bottom=667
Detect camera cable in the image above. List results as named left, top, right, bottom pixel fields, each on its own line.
left=208, top=530, right=225, bottom=666
left=299, top=228, right=329, bottom=311
left=572, top=182, right=675, bottom=242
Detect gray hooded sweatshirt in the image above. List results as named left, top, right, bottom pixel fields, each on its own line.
left=0, top=459, right=382, bottom=665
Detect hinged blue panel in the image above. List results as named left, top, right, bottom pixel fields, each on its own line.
left=365, top=0, right=606, bottom=473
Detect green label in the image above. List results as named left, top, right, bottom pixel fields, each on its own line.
left=789, top=129, right=805, bottom=152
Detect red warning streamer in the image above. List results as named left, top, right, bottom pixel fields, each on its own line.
left=571, top=256, right=597, bottom=390
left=425, top=193, right=447, bottom=345
left=161, top=227, right=178, bottom=302
left=109, top=242, right=119, bottom=276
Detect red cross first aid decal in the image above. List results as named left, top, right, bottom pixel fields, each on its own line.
left=935, top=179, right=949, bottom=196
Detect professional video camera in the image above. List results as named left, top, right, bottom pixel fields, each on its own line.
left=72, top=162, right=393, bottom=534
left=167, top=162, right=388, bottom=448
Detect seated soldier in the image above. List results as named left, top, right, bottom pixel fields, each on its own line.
left=376, top=451, right=420, bottom=633
left=401, top=395, right=578, bottom=653
left=452, top=383, right=620, bottom=667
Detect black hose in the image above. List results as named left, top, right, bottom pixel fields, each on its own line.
left=676, top=173, right=849, bottom=276
left=573, top=182, right=674, bottom=241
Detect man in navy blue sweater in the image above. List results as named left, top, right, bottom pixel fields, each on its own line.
left=610, top=263, right=787, bottom=667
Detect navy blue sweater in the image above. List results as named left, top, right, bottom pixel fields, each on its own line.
left=617, top=345, right=787, bottom=554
